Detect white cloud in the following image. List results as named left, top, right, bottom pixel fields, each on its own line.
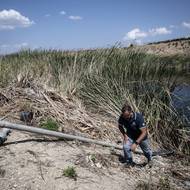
left=182, top=22, right=190, bottom=29
left=0, top=9, right=34, bottom=30
left=0, top=42, right=29, bottom=54
left=68, top=15, right=83, bottom=20
left=0, top=44, right=9, bottom=48
left=149, top=27, right=171, bottom=35
left=123, top=28, right=147, bottom=40
left=60, top=11, right=66, bottom=15
left=135, top=39, right=143, bottom=45
left=0, top=42, right=28, bottom=49
left=123, top=26, right=172, bottom=41
left=169, top=25, right=178, bottom=29
left=15, top=42, right=29, bottom=48
left=45, top=14, right=51, bottom=17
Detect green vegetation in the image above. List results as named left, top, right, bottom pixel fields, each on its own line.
left=40, top=118, right=59, bottom=131
left=63, top=166, right=77, bottom=180
left=0, top=48, right=189, bottom=153
left=89, top=154, right=96, bottom=163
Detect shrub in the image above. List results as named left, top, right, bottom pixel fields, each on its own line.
left=40, top=118, right=59, bottom=131
left=63, top=166, right=77, bottom=180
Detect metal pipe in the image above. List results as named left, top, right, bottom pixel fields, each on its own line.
left=0, top=120, right=123, bottom=150
left=0, top=120, right=175, bottom=156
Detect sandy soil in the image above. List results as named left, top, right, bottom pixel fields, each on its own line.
left=0, top=130, right=189, bottom=190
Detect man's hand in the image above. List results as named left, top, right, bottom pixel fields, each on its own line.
left=131, top=143, right=137, bottom=152
left=123, top=134, right=128, bottom=144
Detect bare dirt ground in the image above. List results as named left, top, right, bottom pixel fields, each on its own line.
left=0, top=130, right=190, bottom=190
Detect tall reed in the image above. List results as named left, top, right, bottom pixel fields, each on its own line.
left=0, top=48, right=189, bottom=153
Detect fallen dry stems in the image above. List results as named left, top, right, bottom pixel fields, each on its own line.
left=0, top=83, right=119, bottom=141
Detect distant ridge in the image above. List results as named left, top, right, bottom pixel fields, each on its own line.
left=147, top=37, right=190, bottom=45
left=137, top=37, right=190, bottom=56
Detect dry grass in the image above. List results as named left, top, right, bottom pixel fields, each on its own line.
left=0, top=82, right=119, bottom=141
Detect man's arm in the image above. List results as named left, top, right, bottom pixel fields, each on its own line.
left=131, top=114, right=147, bottom=151
left=123, top=133, right=128, bottom=144
left=136, top=114, right=147, bottom=144
left=118, top=124, right=128, bottom=144
left=136, top=127, right=147, bottom=144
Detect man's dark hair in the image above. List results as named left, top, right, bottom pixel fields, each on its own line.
left=121, top=103, right=132, bottom=113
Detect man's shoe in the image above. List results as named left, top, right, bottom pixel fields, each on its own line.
left=120, top=159, right=126, bottom=164
left=118, top=155, right=127, bottom=163
left=125, top=161, right=136, bottom=167
left=148, top=159, right=153, bottom=168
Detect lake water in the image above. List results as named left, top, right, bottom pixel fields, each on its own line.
left=172, top=85, right=190, bottom=125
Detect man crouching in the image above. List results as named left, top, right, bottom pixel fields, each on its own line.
left=118, top=103, right=152, bottom=166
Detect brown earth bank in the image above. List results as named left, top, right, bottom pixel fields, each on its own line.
left=130, top=37, right=190, bottom=56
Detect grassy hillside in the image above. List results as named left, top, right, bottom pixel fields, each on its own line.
left=0, top=48, right=190, bottom=153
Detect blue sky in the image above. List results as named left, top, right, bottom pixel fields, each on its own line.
left=0, top=0, right=190, bottom=54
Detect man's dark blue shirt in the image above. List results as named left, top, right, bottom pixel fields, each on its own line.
left=118, top=112, right=147, bottom=140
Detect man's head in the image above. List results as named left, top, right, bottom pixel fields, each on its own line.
left=121, top=103, right=133, bottom=120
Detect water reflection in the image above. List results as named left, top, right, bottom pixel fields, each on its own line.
left=172, top=85, right=190, bottom=126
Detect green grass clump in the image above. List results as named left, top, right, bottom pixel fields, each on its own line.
left=40, top=118, right=59, bottom=131
left=89, top=154, right=96, bottom=163
left=63, top=166, right=77, bottom=180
